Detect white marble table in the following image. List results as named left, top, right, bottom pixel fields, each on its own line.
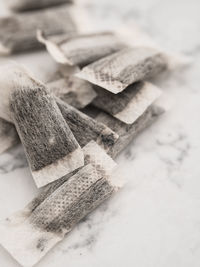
left=0, top=0, right=200, bottom=266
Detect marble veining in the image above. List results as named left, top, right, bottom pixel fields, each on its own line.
left=0, top=0, right=200, bottom=266
left=0, top=145, right=28, bottom=174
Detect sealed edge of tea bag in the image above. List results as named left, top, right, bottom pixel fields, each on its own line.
left=37, top=31, right=127, bottom=67
left=0, top=63, right=84, bottom=188
left=74, top=23, right=191, bottom=92
left=76, top=47, right=167, bottom=94
left=37, top=5, right=93, bottom=64
left=0, top=141, right=121, bottom=267
left=93, top=82, right=162, bottom=125
left=3, top=140, right=117, bottom=224
left=83, top=140, right=117, bottom=174
left=32, top=147, right=84, bottom=188
left=115, top=22, right=192, bottom=70
left=10, top=86, right=84, bottom=188
left=0, top=164, right=119, bottom=267
left=110, top=82, right=162, bottom=124
left=0, top=63, right=44, bottom=122
left=96, top=104, right=166, bottom=159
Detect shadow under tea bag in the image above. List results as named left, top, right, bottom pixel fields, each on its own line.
left=0, top=64, right=84, bottom=187
left=0, top=117, right=19, bottom=154
left=76, top=47, right=168, bottom=93
left=7, top=0, right=72, bottom=12
left=37, top=31, right=127, bottom=67
left=56, top=99, right=119, bottom=150
left=96, top=104, right=165, bottom=159
left=48, top=75, right=97, bottom=109
left=0, top=141, right=119, bottom=267
left=0, top=5, right=78, bottom=55
left=92, top=81, right=161, bottom=124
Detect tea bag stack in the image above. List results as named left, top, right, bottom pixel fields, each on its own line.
left=0, top=4, right=177, bottom=266
left=39, top=30, right=168, bottom=158
left=0, top=0, right=91, bottom=55
left=0, top=62, right=122, bottom=265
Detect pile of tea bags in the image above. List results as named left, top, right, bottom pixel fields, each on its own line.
left=0, top=1, right=181, bottom=266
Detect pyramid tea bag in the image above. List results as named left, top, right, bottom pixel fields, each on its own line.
left=76, top=47, right=168, bottom=93
left=56, top=99, right=119, bottom=150
left=0, top=117, right=19, bottom=154
left=0, top=6, right=77, bottom=55
left=7, top=0, right=72, bottom=12
left=92, top=81, right=161, bottom=124
left=0, top=64, right=84, bottom=187
left=48, top=75, right=97, bottom=109
left=96, top=105, right=165, bottom=158
left=38, top=31, right=127, bottom=67
left=0, top=142, right=119, bottom=267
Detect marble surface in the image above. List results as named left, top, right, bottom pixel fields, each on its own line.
left=0, top=0, right=200, bottom=266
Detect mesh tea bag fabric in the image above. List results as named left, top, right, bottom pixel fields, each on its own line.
left=0, top=64, right=84, bottom=187
left=92, top=81, right=162, bottom=124
left=0, top=141, right=119, bottom=267
left=76, top=47, right=168, bottom=93
left=0, top=6, right=78, bottom=55
left=56, top=99, right=119, bottom=151
left=37, top=31, right=127, bottom=67
left=96, top=104, right=165, bottom=158
left=0, top=64, right=118, bottom=155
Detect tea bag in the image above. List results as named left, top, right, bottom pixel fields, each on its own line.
left=0, top=64, right=112, bottom=154
left=0, top=64, right=84, bottom=187
left=96, top=105, right=165, bottom=158
left=0, top=117, right=19, bottom=154
left=48, top=75, right=97, bottom=109
left=7, top=0, right=72, bottom=12
left=37, top=31, right=127, bottom=67
left=92, top=81, right=162, bottom=124
left=0, top=6, right=77, bottom=55
left=7, top=141, right=116, bottom=223
left=0, top=141, right=119, bottom=267
left=56, top=99, right=119, bottom=150
left=76, top=47, right=168, bottom=93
